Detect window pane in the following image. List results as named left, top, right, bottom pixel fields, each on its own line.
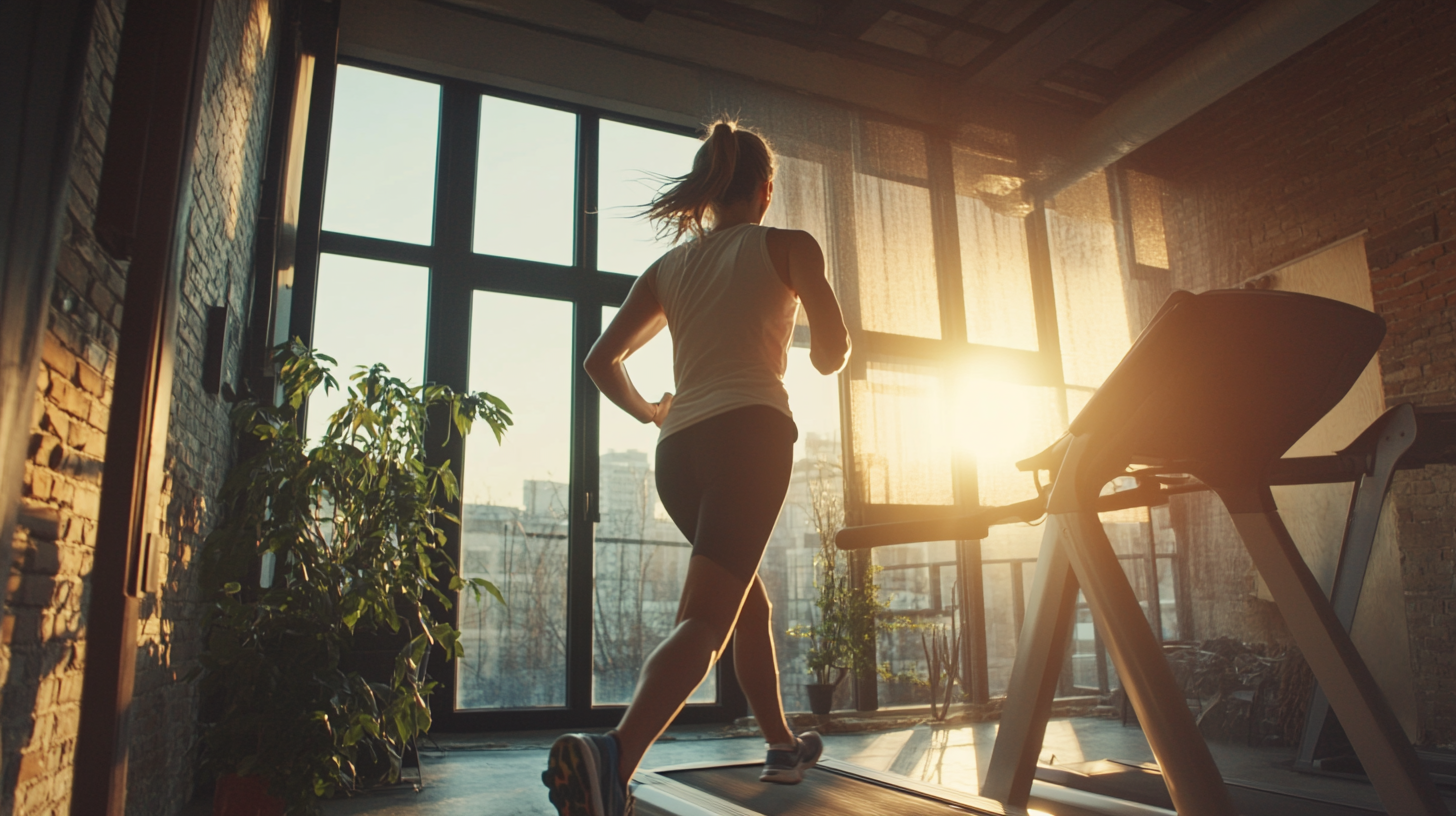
left=1102, top=507, right=1155, bottom=631
left=1157, top=557, right=1179, bottom=640
left=457, top=292, right=574, bottom=709
left=1047, top=171, right=1131, bottom=389
left=853, top=174, right=940, bottom=338
left=593, top=306, right=715, bottom=706
left=305, top=255, right=427, bottom=445
left=1071, top=592, right=1105, bottom=691
left=954, top=144, right=1037, bottom=350
left=761, top=346, right=844, bottom=713
left=959, top=198, right=1036, bottom=350
left=854, top=121, right=940, bottom=339
left=849, top=362, right=953, bottom=506
left=1125, top=170, right=1169, bottom=270
left=475, top=96, right=576, bottom=264
left=981, top=525, right=1042, bottom=697
left=598, top=120, right=699, bottom=275
left=874, top=540, right=958, bottom=707
left=322, top=66, right=439, bottom=244
left=1152, top=505, right=1176, bottom=554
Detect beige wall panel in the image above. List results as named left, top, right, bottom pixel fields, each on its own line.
left=1262, top=234, right=1419, bottom=739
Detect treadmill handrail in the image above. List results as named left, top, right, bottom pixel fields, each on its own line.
left=833, top=447, right=1417, bottom=552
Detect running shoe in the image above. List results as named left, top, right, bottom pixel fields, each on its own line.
left=759, top=730, right=823, bottom=784
left=542, top=731, right=632, bottom=816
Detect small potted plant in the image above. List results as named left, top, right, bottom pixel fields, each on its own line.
left=789, top=456, right=894, bottom=715
left=195, top=341, right=511, bottom=815
left=919, top=611, right=962, bottom=721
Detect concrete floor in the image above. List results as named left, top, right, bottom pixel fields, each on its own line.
left=313, top=715, right=1447, bottom=815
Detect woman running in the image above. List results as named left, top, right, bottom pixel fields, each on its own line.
left=542, top=119, right=850, bottom=816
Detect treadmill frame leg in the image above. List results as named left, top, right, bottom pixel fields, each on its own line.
left=1297, top=403, right=1416, bottom=769
left=980, top=520, right=1079, bottom=806
left=985, top=434, right=1237, bottom=815
left=1220, top=483, right=1448, bottom=816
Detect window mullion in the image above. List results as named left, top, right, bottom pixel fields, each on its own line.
left=567, top=113, right=601, bottom=714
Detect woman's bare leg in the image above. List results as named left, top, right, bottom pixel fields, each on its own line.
left=733, top=575, right=794, bottom=746
left=614, top=555, right=751, bottom=785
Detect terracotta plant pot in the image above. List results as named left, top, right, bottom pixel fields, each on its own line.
left=806, top=682, right=838, bottom=716
left=213, top=774, right=284, bottom=816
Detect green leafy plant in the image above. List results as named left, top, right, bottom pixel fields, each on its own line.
left=788, top=456, right=899, bottom=691
left=792, top=554, right=898, bottom=688
left=195, top=341, right=511, bottom=814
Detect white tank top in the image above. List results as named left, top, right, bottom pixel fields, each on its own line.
left=650, top=223, right=800, bottom=440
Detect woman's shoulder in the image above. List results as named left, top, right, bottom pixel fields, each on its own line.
left=656, top=239, right=698, bottom=270
left=762, top=227, right=821, bottom=258
left=762, top=225, right=817, bottom=244
left=762, top=228, right=822, bottom=289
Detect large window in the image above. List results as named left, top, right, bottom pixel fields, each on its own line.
left=298, top=63, right=729, bottom=727
left=295, top=61, right=1178, bottom=727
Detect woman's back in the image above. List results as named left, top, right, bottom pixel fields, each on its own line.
left=651, top=222, right=798, bottom=439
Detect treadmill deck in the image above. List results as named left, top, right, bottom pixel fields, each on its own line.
left=637, top=758, right=1008, bottom=816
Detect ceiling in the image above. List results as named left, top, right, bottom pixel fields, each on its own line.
left=578, top=0, right=1264, bottom=119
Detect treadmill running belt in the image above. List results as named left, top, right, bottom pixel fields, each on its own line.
left=1036, top=761, right=1383, bottom=815
left=661, top=765, right=982, bottom=816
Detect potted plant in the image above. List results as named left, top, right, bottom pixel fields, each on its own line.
left=194, top=341, right=511, bottom=815
left=919, top=610, right=962, bottom=721
left=789, top=456, right=896, bottom=716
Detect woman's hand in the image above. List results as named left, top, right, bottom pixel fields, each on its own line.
left=584, top=266, right=671, bottom=425
left=650, top=393, right=673, bottom=427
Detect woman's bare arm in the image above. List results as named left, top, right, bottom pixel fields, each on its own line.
left=584, top=264, right=673, bottom=426
left=767, top=228, right=850, bottom=375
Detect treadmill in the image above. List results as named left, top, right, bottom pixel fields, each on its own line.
left=629, top=289, right=1453, bottom=815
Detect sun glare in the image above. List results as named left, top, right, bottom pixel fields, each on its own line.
left=952, top=363, right=1067, bottom=506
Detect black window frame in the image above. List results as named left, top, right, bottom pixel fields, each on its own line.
left=289, top=56, right=746, bottom=731
left=284, top=54, right=1186, bottom=729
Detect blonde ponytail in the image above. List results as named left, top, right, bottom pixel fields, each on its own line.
left=646, top=119, right=775, bottom=243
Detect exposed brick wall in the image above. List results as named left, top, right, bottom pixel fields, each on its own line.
left=2, top=0, right=278, bottom=813
left=127, top=1, right=277, bottom=812
left=1133, top=0, right=1456, bottom=744
left=1369, top=204, right=1456, bottom=745
left=3, top=1, right=128, bottom=811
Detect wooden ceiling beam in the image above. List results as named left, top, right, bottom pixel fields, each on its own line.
left=885, top=1, right=1003, bottom=42
left=582, top=0, right=657, bottom=23
left=1160, top=0, right=1211, bottom=11
left=822, top=0, right=895, bottom=38
left=955, top=0, right=1079, bottom=83
left=965, top=0, right=1149, bottom=92
left=650, top=0, right=959, bottom=78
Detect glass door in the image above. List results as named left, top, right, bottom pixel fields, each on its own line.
left=456, top=292, right=575, bottom=709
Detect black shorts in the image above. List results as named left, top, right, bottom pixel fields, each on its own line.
left=654, top=405, right=798, bottom=585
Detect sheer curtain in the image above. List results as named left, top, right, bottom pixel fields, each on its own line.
left=690, top=76, right=1145, bottom=707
